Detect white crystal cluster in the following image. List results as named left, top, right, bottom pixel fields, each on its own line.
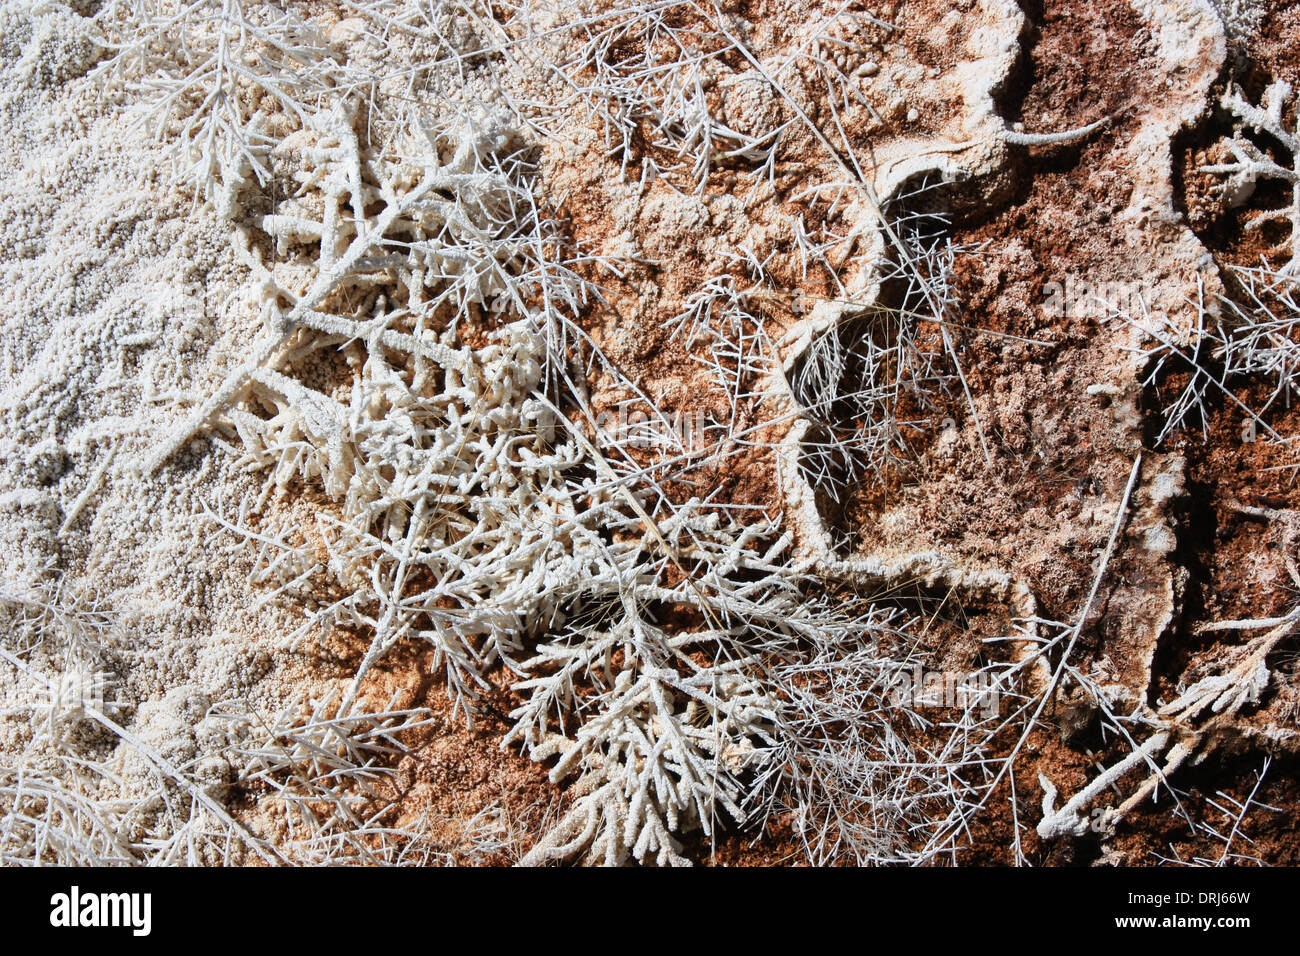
left=124, top=50, right=859, bottom=863
left=1205, top=80, right=1300, bottom=276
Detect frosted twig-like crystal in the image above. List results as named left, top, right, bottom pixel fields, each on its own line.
left=1204, top=81, right=1300, bottom=275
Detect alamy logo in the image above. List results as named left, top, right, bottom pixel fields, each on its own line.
left=888, top=665, right=1001, bottom=718
left=594, top=406, right=710, bottom=452
left=1041, top=275, right=1158, bottom=321
left=49, top=886, right=151, bottom=937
